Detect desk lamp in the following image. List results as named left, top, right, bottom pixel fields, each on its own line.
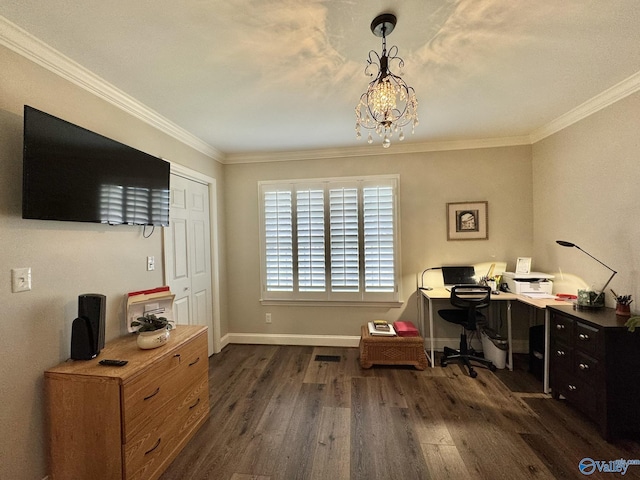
left=419, top=267, right=441, bottom=291
left=556, top=240, right=617, bottom=308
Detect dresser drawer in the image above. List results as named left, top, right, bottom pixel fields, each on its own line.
left=124, top=372, right=209, bottom=480
left=575, top=322, right=600, bottom=357
left=123, top=332, right=208, bottom=442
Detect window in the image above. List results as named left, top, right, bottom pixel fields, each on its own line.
left=259, top=175, right=400, bottom=304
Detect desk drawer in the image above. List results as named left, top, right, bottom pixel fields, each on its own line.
left=574, top=350, right=600, bottom=384
left=550, top=339, right=572, bottom=375
left=575, top=322, right=600, bottom=357
left=553, top=371, right=598, bottom=420
left=551, top=312, right=573, bottom=344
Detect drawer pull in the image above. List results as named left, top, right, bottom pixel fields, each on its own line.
left=578, top=333, right=590, bottom=341
left=556, top=350, right=565, bottom=357
left=556, top=324, right=565, bottom=330
left=568, top=384, right=577, bottom=391
left=579, top=363, right=590, bottom=370
left=145, top=438, right=161, bottom=455
left=189, top=398, right=201, bottom=410
left=189, top=357, right=200, bottom=367
left=174, top=353, right=181, bottom=358
left=143, top=387, right=160, bottom=401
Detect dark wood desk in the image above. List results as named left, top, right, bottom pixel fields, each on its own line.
left=548, top=305, right=640, bottom=440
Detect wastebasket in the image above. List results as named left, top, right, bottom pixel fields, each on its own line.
left=480, top=326, right=508, bottom=369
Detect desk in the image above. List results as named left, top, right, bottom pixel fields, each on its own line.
left=418, top=287, right=562, bottom=393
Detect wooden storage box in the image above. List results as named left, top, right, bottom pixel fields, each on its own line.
left=359, top=325, right=428, bottom=370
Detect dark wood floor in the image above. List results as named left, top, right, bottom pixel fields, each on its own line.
left=160, top=345, right=640, bottom=480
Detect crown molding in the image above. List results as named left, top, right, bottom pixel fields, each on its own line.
left=0, top=16, right=224, bottom=163
left=3, top=15, right=639, bottom=164
left=529, top=70, right=640, bottom=143
left=224, top=135, right=532, bottom=164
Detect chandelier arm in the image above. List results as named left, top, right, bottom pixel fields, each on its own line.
left=365, top=50, right=382, bottom=77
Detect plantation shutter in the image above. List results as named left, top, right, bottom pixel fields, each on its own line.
left=363, top=185, right=395, bottom=292
left=259, top=175, right=400, bottom=304
left=297, top=189, right=325, bottom=291
left=329, top=187, right=360, bottom=292
left=264, top=190, right=293, bottom=291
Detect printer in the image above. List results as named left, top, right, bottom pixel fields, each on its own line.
left=502, top=271, right=554, bottom=294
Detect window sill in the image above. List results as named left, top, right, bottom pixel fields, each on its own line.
left=260, top=299, right=404, bottom=308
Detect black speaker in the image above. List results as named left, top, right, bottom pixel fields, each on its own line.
left=78, top=293, right=106, bottom=352
left=70, top=317, right=98, bottom=360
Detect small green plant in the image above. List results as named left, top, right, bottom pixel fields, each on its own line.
left=624, top=316, right=640, bottom=333
left=131, top=313, right=172, bottom=332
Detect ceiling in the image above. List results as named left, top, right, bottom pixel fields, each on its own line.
left=1, top=0, right=639, bottom=158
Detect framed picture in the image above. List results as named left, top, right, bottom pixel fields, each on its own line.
left=515, top=257, right=532, bottom=274
left=446, top=201, right=488, bottom=240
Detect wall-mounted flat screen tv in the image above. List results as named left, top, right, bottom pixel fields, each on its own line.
left=22, top=105, right=170, bottom=226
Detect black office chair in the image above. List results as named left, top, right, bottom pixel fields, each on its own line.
left=439, top=285, right=496, bottom=378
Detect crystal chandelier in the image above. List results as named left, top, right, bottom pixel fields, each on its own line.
left=355, top=14, right=418, bottom=148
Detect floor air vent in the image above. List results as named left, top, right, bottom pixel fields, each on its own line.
left=314, top=355, right=341, bottom=362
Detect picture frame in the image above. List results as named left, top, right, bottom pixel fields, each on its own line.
left=446, top=201, right=488, bottom=240
left=515, top=257, right=532, bottom=274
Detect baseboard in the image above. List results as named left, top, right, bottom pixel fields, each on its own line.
left=222, top=333, right=529, bottom=354
left=226, top=333, right=361, bottom=347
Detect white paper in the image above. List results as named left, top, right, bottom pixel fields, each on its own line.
left=368, top=322, right=397, bottom=336
left=522, top=292, right=556, bottom=299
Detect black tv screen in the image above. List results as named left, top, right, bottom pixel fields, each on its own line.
left=22, top=105, right=170, bottom=226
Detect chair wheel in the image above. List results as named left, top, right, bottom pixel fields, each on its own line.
left=489, top=363, right=497, bottom=372
left=440, top=358, right=448, bottom=367
left=469, top=369, right=478, bottom=378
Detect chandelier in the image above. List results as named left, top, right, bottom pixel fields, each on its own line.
left=355, top=13, right=418, bottom=148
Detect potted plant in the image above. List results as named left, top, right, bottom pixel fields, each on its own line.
left=624, top=316, right=640, bottom=332
left=611, top=290, right=632, bottom=316
left=131, top=313, right=173, bottom=349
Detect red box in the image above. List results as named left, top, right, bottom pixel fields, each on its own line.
left=393, top=321, right=419, bottom=337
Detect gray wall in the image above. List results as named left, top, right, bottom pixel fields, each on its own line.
left=223, top=146, right=533, bottom=340
left=0, top=45, right=224, bottom=480
left=532, top=90, right=640, bottom=304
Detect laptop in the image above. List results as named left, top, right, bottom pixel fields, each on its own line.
left=441, top=266, right=478, bottom=290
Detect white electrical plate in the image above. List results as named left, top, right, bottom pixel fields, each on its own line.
left=11, top=267, right=32, bottom=293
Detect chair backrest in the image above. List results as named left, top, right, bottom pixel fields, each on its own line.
left=449, top=285, right=491, bottom=326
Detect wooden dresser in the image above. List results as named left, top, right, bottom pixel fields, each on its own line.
left=548, top=305, right=640, bottom=440
left=45, top=325, right=209, bottom=480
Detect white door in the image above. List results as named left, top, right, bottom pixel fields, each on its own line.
left=164, top=173, right=214, bottom=354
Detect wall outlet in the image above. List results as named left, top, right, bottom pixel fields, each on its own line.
left=265, top=313, right=272, bottom=324
left=147, top=256, right=155, bottom=271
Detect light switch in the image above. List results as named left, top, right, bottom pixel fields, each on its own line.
left=11, top=267, right=32, bottom=293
